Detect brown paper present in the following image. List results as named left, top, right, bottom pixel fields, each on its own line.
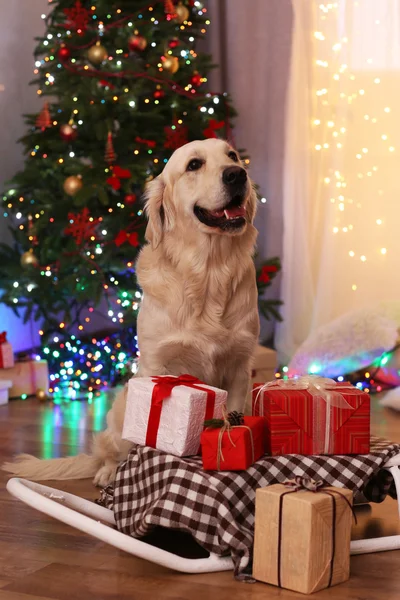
left=253, top=480, right=353, bottom=594
left=245, top=345, right=277, bottom=414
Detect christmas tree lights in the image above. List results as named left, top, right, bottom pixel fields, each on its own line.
left=1, top=0, right=281, bottom=399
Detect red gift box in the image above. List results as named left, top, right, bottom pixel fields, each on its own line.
left=252, top=377, right=370, bottom=455
left=0, top=331, right=14, bottom=369
left=201, top=416, right=268, bottom=471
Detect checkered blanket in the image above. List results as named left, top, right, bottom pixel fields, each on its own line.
left=98, top=436, right=400, bottom=576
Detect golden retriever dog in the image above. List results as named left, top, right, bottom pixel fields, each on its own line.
left=3, top=138, right=260, bottom=486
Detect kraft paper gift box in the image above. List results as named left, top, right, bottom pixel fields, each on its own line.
left=245, top=345, right=277, bottom=415
left=0, top=380, right=12, bottom=406
left=0, top=331, right=14, bottom=369
left=253, top=481, right=353, bottom=594
left=201, top=416, right=268, bottom=471
left=122, top=374, right=227, bottom=457
left=252, top=376, right=370, bottom=455
left=0, top=359, right=49, bottom=399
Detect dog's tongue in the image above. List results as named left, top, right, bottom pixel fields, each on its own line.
left=224, top=205, right=246, bottom=220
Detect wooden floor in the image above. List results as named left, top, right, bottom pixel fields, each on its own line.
left=2, top=394, right=400, bottom=600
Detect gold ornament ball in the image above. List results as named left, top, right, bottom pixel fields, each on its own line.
left=175, top=2, right=190, bottom=23
left=163, top=55, right=179, bottom=74
left=36, top=388, right=47, bottom=401
left=21, top=250, right=39, bottom=268
left=63, top=175, right=83, bottom=196
left=88, top=42, right=108, bottom=65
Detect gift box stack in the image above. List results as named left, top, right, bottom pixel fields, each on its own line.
left=0, top=332, right=49, bottom=402
left=122, top=374, right=269, bottom=468
left=122, top=373, right=370, bottom=593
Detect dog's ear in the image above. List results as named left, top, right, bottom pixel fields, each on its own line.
left=246, top=183, right=258, bottom=224
left=144, top=176, right=171, bottom=249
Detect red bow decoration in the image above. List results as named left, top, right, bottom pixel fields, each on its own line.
left=203, top=119, right=225, bottom=139
left=258, top=264, right=278, bottom=284
left=146, top=374, right=216, bottom=448
left=135, top=136, right=156, bottom=149
left=114, top=230, right=139, bottom=247
left=0, top=331, right=7, bottom=344
left=106, top=165, right=132, bottom=191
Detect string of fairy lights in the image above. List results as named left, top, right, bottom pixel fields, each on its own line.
left=313, top=2, right=392, bottom=294
left=274, top=1, right=396, bottom=394
left=2, top=0, right=242, bottom=400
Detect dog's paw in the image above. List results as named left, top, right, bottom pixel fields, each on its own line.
left=93, top=464, right=117, bottom=487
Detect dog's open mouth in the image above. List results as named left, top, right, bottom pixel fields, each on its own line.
left=194, top=197, right=246, bottom=230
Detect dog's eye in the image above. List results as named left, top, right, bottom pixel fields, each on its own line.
left=187, top=159, right=203, bottom=171
left=228, top=151, right=239, bottom=162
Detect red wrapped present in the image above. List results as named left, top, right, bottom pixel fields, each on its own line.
left=252, top=376, right=370, bottom=455
left=0, top=331, right=14, bottom=369
left=201, top=416, right=268, bottom=471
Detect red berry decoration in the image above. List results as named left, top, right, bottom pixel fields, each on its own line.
left=128, top=34, right=147, bottom=52
left=124, top=194, right=137, bottom=205
left=168, top=38, right=180, bottom=49
left=190, top=72, right=203, bottom=87
left=154, top=89, right=165, bottom=99
left=60, top=123, right=77, bottom=142
left=58, top=45, right=71, bottom=61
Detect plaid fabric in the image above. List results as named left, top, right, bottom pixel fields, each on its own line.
left=98, top=436, right=400, bottom=575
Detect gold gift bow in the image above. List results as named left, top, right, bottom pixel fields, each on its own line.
left=216, top=408, right=255, bottom=470
left=253, top=376, right=361, bottom=454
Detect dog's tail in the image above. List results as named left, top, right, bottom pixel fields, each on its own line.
left=2, top=453, right=100, bottom=481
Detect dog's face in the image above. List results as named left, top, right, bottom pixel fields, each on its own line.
left=145, top=139, right=257, bottom=248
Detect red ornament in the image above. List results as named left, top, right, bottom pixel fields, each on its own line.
left=64, top=207, right=101, bottom=246
left=104, top=131, right=116, bottom=164
left=63, top=0, right=90, bottom=34
left=154, top=89, right=165, bottom=100
left=36, top=102, right=51, bottom=130
left=168, top=38, right=180, bottom=49
left=128, top=34, right=147, bottom=52
left=60, top=123, right=77, bottom=142
left=190, top=72, right=203, bottom=87
left=203, top=118, right=225, bottom=139
left=124, top=194, right=137, bottom=204
left=164, top=119, right=188, bottom=150
left=58, top=46, right=71, bottom=61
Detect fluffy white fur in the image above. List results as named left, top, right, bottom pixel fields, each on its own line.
left=289, top=305, right=399, bottom=378
left=379, top=387, right=400, bottom=411
left=3, top=139, right=260, bottom=486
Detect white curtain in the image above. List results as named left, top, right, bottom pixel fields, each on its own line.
left=207, top=0, right=293, bottom=342
left=276, top=0, right=400, bottom=363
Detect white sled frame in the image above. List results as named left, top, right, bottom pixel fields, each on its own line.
left=7, top=455, right=400, bottom=573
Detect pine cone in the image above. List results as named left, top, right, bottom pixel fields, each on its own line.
left=227, top=411, right=244, bottom=426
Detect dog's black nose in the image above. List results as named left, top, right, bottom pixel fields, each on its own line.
left=222, top=166, right=247, bottom=186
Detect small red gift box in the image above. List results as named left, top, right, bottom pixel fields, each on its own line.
left=201, top=416, right=268, bottom=471
left=0, top=331, right=14, bottom=369
left=252, top=377, right=370, bottom=455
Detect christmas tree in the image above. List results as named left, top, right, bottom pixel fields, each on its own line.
left=0, top=0, right=281, bottom=399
